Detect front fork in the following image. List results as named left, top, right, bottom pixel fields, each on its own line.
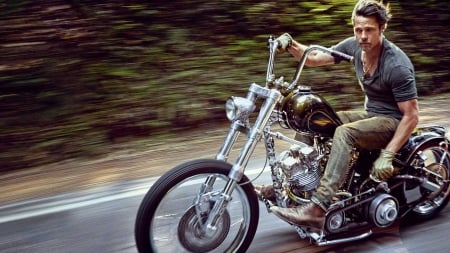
left=196, top=84, right=282, bottom=233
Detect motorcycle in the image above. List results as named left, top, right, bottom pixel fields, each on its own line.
left=134, top=36, right=450, bottom=253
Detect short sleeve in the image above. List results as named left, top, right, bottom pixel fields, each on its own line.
left=388, top=65, right=418, bottom=102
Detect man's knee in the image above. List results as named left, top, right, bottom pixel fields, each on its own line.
left=334, top=124, right=355, bottom=144
left=334, top=124, right=350, bottom=137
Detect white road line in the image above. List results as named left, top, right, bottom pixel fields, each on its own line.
left=0, top=167, right=268, bottom=224
left=0, top=181, right=152, bottom=224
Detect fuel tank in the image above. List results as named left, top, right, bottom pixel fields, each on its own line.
left=281, top=87, right=342, bottom=137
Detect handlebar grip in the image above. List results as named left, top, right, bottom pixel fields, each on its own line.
left=330, top=50, right=354, bottom=63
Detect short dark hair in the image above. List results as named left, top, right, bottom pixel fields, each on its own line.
left=352, top=0, right=392, bottom=28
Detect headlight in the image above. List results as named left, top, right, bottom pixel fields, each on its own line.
left=225, top=96, right=255, bottom=121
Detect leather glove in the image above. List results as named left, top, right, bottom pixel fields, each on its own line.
left=370, top=149, right=395, bottom=182
left=276, top=33, right=293, bottom=53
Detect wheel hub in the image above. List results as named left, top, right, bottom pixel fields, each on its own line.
left=178, top=205, right=230, bottom=252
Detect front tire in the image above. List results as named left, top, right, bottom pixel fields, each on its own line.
left=135, top=159, right=259, bottom=253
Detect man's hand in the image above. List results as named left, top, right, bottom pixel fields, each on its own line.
left=370, top=149, right=396, bottom=182
left=276, top=33, right=293, bottom=53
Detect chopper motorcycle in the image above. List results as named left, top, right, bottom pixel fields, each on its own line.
left=134, top=36, right=450, bottom=253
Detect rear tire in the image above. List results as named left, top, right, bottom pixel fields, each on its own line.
left=135, top=159, right=259, bottom=253
left=408, top=143, right=450, bottom=220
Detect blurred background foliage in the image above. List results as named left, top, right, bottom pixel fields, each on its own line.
left=1, top=0, right=449, bottom=170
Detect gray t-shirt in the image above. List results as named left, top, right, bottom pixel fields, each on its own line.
left=333, top=37, right=418, bottom=120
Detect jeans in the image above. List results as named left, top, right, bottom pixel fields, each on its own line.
left=311, top=110, right=399, bottom=210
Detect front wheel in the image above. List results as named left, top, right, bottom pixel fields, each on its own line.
left=135, top=159, right=259, bottom=253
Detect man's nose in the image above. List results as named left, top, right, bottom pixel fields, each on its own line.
left=361, top=31, right=368, bottom=41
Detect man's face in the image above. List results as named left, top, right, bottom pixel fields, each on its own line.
left=353, top=15, right=383, bottom=53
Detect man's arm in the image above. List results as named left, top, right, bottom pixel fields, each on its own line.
left=385, top=99, right=419, bottom=153
left=371, top=98, right=419, bottom=181
left=288, top=40, right=336, bottom=67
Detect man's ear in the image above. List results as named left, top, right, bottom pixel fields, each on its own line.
left=379, top=25, right=386, bottom=36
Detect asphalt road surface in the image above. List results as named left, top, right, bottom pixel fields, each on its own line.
left=0, top=168, right=450, bottom=253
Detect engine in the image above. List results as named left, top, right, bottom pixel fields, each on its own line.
left=277, top=143, right=327, bottom=202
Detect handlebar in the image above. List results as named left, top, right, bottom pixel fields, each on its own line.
left=330, top=49, right=354, bottom=63
left=266, top=36, right=279, bottom=85
left=266, top=36, right=354, bottom=92
left=290, top=45, right=353, bottom=90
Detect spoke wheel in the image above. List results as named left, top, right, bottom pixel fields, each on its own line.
left=410, top=146, right=450, bottom=220
left=134, top=159, right=259, bottom=253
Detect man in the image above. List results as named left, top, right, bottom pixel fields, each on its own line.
left=261, top=0, right=419, bottom=229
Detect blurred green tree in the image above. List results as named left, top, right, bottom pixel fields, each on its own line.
left=0, top=0, right=448, bottom=170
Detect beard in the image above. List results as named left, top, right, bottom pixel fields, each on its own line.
left=359, top=42, right=371, bottom=51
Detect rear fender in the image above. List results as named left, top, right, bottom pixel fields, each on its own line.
left=398, top=126, right=449, bottom=164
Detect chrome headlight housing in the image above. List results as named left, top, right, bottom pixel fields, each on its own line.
left=225, top=96, right=256, bottom=121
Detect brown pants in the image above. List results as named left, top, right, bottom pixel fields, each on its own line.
left=311, top=111, right=399, bottom=210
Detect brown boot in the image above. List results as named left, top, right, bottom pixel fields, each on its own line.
left=270, top=202, right=325, bottom=229
left=254, top=184, right=276, bottom=202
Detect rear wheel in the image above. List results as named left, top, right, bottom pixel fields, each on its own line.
left=409, top=144, right=450, bottom=220
left=134, top=159, right=259, bottom=253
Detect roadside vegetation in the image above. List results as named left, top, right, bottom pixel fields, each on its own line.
left=1, top=0, right=449, bottom=170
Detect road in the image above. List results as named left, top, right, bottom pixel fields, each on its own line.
left=1, top=168, right=450, bottom=253
left=0, top=96, right=449, bottom=253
